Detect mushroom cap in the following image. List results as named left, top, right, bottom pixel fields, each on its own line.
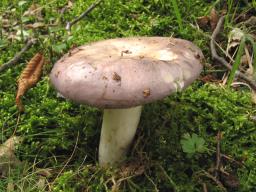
left=50, top=37, right=203, bottom=108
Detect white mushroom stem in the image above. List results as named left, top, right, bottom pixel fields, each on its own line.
left=99, top=106, right=142, bottom=166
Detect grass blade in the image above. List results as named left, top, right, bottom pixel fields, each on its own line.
left=227, top=36, right=245, bottom=86
left=170, top=0, right=183, bottom=32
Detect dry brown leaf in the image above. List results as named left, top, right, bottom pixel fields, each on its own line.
left=36, top=168, right=52, bottom=177
left=199, top=74, right=221, bottom=83
left=197, top=16, right=210, bottom=28
left=7, top=32, right=18, bottom=41
left=25, top=22, right=46, bottom=29
left=0, top=136, right=23, bottom=176
left=243, top=16, right=256, bottom=26
left=67, top=0, right=73, bottom=8
left=1, top=19, right=15, bottom=28
left=197, top=8, right=219, bottom=31
left=23, top=3, right=43, bottom=20
left=37, top=177, right=46, bottom=190
left=16, top=53, right=45, bottom=112
left=226, top=28, right=245, bottom=54
left=210, top=8, right=219, bottom=31
left=119, top=161, right=145, bottom=178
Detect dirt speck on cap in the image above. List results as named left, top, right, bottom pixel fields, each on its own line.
left=194, top=53, right=201, bottom=59
left=55, top=71, right=61, bottom=78
left=112, top=72, right=121, bottom=81
left=121, top=50, right=132, bottom=56
left=143, top=88, right=150, bottom=98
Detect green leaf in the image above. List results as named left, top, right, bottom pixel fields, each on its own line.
left=192, top=134, right=205, bottom=153
left=180, top=133, right=206, bottom=155
left=52, top=43, right=67, bottom=53
left=18, top=1, right=27, bottom=6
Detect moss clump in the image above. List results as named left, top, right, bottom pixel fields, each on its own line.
left=1, top=0, right=256, bottom=191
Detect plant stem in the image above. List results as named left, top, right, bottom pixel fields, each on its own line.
left=227, top=36, right=245, bottom=86
left=99, top=106, right=142, bottom=165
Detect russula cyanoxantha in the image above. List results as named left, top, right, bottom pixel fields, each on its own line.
left=50, top=37, right=204, bottom=166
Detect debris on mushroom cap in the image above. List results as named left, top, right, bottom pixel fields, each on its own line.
left=50, top=37, right=203, bottom=108
left=112, top=72, right=121, bottom=81
left=143, top=88, right=150, bottom=98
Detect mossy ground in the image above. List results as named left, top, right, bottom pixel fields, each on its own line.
left=0, top=0, right=256, bottom=191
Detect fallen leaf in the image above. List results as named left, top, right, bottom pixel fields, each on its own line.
left=241, top=55, right=248, bottom=66
left=37, top=176, right=46, bottom=190
left=36, top=168, right=52, bottom=177
left=210, top=8, right=219, bottom=31
left=67, top=0, right=73, bottom=8
left=7, top=32, right=18, bottom=41
left=197, top=8, right=219, bottom=31
left=25, top=22, right=46, bottom=29
left=226, top=28, right=245, bottom=54
left=199, top=74, right=220, bottom=83
left=197, top=16, right=210, bottom=28
left=243, top=16, right=256, bottom=26
left=220, top=170, right=240, bottom=189
left=16, top=53, right=45, bottom=112
left=2, top=19, right=12, bottom=28
left=119, top=161, right=145, bottom=178
left=0, top=136, right=23, bottom=176
left=23, top=3, right=43, bottom=20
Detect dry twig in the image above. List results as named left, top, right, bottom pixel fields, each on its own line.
left=196, top=170, right=227, bottom=192
left=0, top=39, right=37, bottom=73
left=220, top=153, right=245, bottom=167
left=52, top=132, right=79, bottom=185
left=202, top=183, right=208, bottom=192
left=210, top=15, right=256, bottom=90
left=215, top=131, right=221, bottom=178
left=66, top=0, right=103, bottom=32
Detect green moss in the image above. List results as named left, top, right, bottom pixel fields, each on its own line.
left=1, top=0, right=256, bottom=191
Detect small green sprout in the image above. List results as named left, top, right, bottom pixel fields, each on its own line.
left=180, top=133, right=206, bottom=155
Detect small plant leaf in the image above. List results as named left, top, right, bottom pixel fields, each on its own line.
left=18, top=0, right=27, bottom=7
left=181, top=133, right=206, bottom=155
left=52, top=43, right=67, bottom=53
left=192, top=133, right=205, bottom=153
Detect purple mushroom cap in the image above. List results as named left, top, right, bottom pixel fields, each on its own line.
left=50, top=37, right=203, bottom=108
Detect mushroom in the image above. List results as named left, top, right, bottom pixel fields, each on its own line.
left=50, top=37, right=204, bottom=166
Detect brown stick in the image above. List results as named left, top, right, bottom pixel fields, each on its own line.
left=0, top=39, right=37, bottom=73
left=210, top=15, right=256, bottom=90
left=66, top=0, right=103, bottom=32
left=202, top=183, right=208, bottom=192
left=199, top=170, right=227, bottom=192
left=220, top=153, right=245, bottom=167
left=215, top=131, right=221, bottom=178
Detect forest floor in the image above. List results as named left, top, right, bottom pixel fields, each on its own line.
left=0, top=0, right=256, bottom=191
